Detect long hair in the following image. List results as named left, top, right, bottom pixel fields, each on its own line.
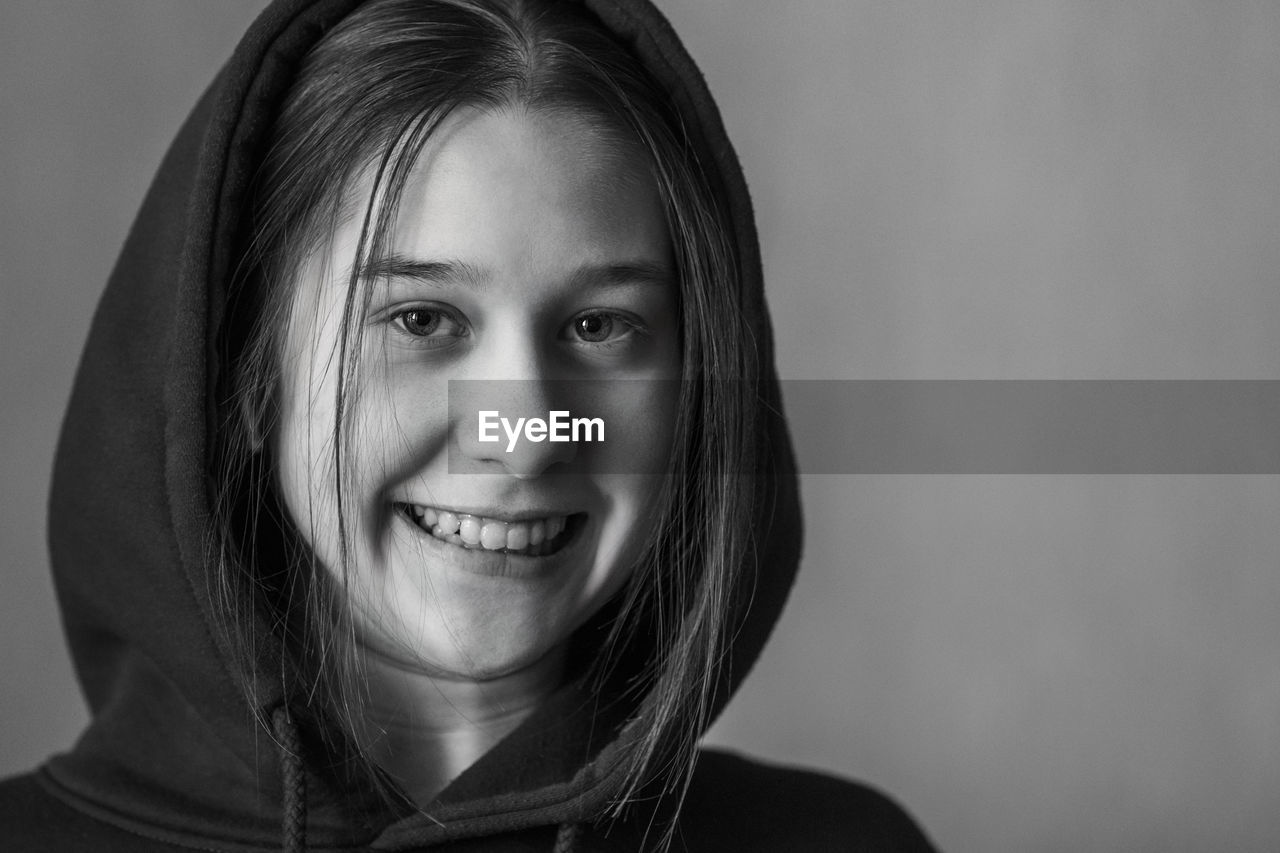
left=211, top=0, right=758, bottom=828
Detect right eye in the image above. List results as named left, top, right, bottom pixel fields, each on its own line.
left=390, top=307, right=467, bottom=341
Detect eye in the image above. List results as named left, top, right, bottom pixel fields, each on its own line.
left=390, top=306, right=467, bottom=341
left=574, top=313, right=613, bottom=342
left=566, top=311, right=642, bottom=345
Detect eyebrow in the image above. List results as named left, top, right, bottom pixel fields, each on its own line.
left=359, top=254, right=673, bottom=290
left=359, top=256, right=485, bottom=288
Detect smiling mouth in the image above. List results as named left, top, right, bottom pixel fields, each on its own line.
left=396, top=503, right=585, bottom=557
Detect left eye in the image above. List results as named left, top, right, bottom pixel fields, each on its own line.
left=392, top=307, right=465, bottom=339
left=566, top=312, right=635, bottom=344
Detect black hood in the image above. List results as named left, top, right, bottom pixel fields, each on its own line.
left=42, top=0, right=802, bottom=848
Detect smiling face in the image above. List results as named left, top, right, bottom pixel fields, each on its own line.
left=272, top=106, right=680, bottom=682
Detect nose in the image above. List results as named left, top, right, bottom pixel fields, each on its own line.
left=450, top=350, right=578, bottom=480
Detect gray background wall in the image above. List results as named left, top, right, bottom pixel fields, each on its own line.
left=3, top=2, right=1279, bottom=851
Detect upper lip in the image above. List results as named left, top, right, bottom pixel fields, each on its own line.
left=396, top=501, right=582, bottom=523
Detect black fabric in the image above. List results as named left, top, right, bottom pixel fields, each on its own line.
left=2, top=0, right=937, bottom=850
left=1, top=751, right=936, bottom=852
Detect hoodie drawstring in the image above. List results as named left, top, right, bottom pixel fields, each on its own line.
left=272, top=706, right=308, bottom=853
left=553, top=821, right=580, bottom=853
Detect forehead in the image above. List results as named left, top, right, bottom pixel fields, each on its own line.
left=376, top=106, right=670, bottom=273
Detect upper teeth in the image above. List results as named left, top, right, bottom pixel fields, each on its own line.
left=407, top=504, right=568, bottom=551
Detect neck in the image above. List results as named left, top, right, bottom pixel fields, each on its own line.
left=354, top=645, right=566, bottom=806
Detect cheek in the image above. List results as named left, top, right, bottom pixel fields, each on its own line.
left=272, top=391, right=350, bottom=591
left=582, top=473, right=666, bottom=622
left=575, top=373, right=680, bottom=478
left=274, top=368, right=336, bottom=518
left=589, top=382, right=680, bottom=581
left=272, top=282, right=347, bottom=533
left=354, top=357, right=454, bottom=487
left=273, top=333, right=454, bottom=548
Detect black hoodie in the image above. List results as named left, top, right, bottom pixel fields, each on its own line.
left=0, top=1, right=938, bottom=850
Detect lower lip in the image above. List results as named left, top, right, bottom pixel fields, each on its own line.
left=395, top=510, right=591, bottom=581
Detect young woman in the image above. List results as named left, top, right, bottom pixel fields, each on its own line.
left=0, top=0, right=936, bottom=850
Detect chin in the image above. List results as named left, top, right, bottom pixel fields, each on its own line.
left=357, top=571, right=580, bottom=680
left=355, top=520, right=630, bottom=678
left=370, top=615, right=570, bottom=682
